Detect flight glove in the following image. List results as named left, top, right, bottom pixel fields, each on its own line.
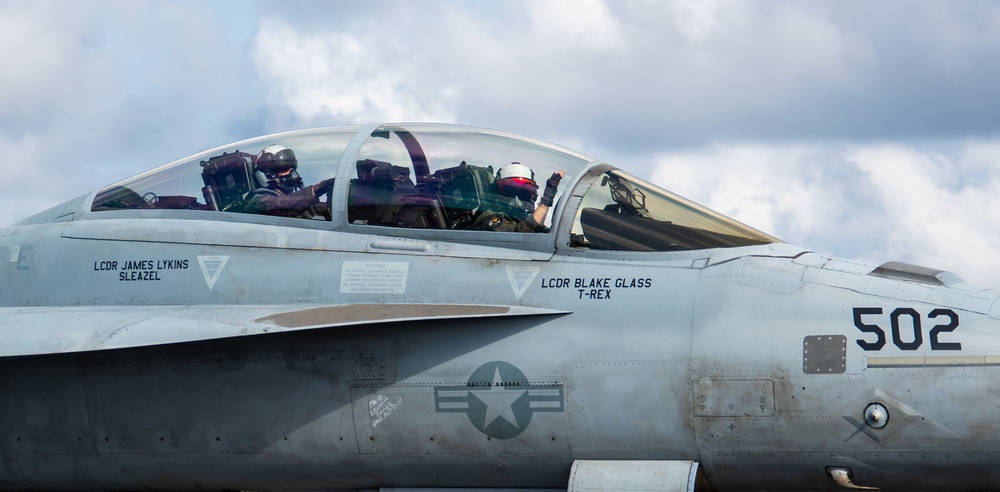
left=308, top=178, right=336, bottom=198
left=539, top=172, right=562, bottom=207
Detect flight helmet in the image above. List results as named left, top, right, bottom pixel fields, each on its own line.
left=496, top=162, right=538, bottom=202
left=255, top=145, right=303, bottom=192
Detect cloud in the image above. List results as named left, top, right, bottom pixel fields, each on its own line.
left=0, top=3, right=110, bottom=131
left=648, top=143, right=879, bottom=251
left=247, top=1, right=1000, bottom=147
left=249, top=0, right=632, bottom=136
left=848, top=143, right=1000, bottom=286
left=249, top=0, right=626, bottom=129
left=0, top=1, right=266, bottom=225
left=647, top=139, right=1000, bottom=288
left=526, top=0, right=624, bottom=52
left=252, top=19, right=460, bottom=124
left=0, top=133, right=74, bottom=218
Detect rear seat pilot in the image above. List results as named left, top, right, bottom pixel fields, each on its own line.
left=474, top=162, right=565, bottom=233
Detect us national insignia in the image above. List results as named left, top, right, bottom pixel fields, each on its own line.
left=434, top=361, right=564, bottom=439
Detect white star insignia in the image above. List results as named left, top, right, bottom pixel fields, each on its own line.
left=472, top=367, right=526, bottom=429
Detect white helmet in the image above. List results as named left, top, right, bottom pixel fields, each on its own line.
left=254, top=144, right=302, bottom=191
left=496, top=162, right=538, bottom=201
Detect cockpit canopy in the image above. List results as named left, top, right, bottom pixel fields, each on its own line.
left=571, top=168, right=777, bottom=250
left=88, top=123, right=779, bottom=252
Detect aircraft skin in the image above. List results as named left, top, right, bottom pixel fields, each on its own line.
left=1, top=123, right=999, bottom=491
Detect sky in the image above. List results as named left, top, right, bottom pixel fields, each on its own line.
left=3, top=0, right=1000, bottom=286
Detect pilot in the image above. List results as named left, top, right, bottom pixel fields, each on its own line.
left=241, top=145, right=335, bottom=219
left=474, top=162, right=565, bottom=232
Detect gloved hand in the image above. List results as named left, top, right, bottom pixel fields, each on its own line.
left=311, top=178, right=336, bottom=197
left=539, top=171, right=565, bottom=207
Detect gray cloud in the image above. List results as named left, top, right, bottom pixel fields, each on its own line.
left=249, top=1, right=1000, bottom=147
left=2, top=3, right=280, bottom=233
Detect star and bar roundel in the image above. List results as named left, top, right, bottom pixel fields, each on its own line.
left=434, top=361, right=565, bottom=439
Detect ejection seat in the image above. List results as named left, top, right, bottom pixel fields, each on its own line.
left=348, top=159, right=447, bottom=229
left=431, top=161, right=495, bottom=230
left=200, top=151, right=254, bottom=212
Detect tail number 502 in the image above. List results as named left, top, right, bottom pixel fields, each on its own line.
left=853, top=307, right=961, bottom=351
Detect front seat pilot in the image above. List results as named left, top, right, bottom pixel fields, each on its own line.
left=241, top=145, right=334, bottom=219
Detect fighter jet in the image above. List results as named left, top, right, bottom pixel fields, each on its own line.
left=1, top=123, right=997, bottom=491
